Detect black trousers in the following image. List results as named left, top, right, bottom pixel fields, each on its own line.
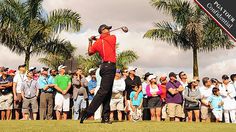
left=86, top=63, right=116, bottom=119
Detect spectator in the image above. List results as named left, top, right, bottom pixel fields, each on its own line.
left=54, top=65, right=71, bottom=120
left=159, top=75, right=168, bottom=120
left=179, top=71, right=188, bottom=89
left=219, top=75, right=236, bottom=123
left=38, top=67, right=55, bottom=120
left=146, top=75, right=162, bottom=121
left=86, top=68, right=95, bottom=82
left=166, top=72, right=184, bottom=122
left=0, top=67, right=13, bottom=120
left=122, top=69, right=129, bottom=80
left=130, top=85, right=143, bottom=121
left=88, top=72, right=97, bottom=104
left=208, top=87, right=224, bottom=122
left=124, top=67, right=142, bottom=121
left=183, top=79, right=201, bottom=122
left=199, top=77, right=213, bottom=122
left=8, top=69, right=16, bottom=78
left=211, top=78, right=221, bottom=88
left=21, top=70, right=39, bottom=120
left=13, top=64, right=27, bottom=120
left=110, top=69, right=125, bottom=121
left=230, top=74, right=236, bottom=100
left=142, top=72, right=152, bottom=120
left=72, top=68, right=88, bottom=120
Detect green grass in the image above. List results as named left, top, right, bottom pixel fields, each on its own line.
left=0, top=120, right=236, bottom=132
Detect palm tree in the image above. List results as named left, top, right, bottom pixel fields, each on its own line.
left=78, top=50, right=138, bottom=75
left=0, top=0, right=81, bottom=68
left=144, top=0, right=234, bottom=77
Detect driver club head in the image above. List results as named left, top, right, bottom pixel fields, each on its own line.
left=121, top=26, right=128, bottom=33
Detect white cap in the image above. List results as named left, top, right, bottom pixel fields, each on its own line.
left=128, top=67, right=137, bottom=72
left=29, top=67, right=36, bottom=71
left=88, top=68, right=95, bottom=73
left=58, top=65, right=67, bottom=71
left=148, top=75, right=157, bottom=81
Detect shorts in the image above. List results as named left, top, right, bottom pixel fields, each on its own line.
left=201, top=105, right=211, bottom=120
left=0, top=93, right=13, bottom=110
left=54, top=93, right=70, bottom=112
left=148, top=96, right=162, bottom=108
left=130, top=106, right=142, bottom=121
left=167, top=103, right=183, bottom=118
left=22, top=97, right=38, bottom=113
left=212, top=110, right=223, bottom=121
left=110, top=98, right=124, bottom=111
left=14, top=93, right=23, bottom=109
left=124, top=100, right=132, bottom=113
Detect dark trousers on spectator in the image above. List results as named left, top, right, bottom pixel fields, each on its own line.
left=40, top=92, right=54, bottom=120
left=86, top=63, right=116, bottom=119
left=142, top=98, right=150, bottom=120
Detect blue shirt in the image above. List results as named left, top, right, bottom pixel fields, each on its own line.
left=130, top=91, right=143, bottom=106
left=208, top=95, right=223, bottom=111
left=38, top=75, right=54, bottom=92
left=0, top=75, right=13, bottom=94
left=88, top=79, right=97, bottom=100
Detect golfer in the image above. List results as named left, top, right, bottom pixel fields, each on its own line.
left=80, top=24, right=116, bottom=124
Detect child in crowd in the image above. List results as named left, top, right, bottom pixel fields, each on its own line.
left=129, top=85, right=143, bottom=121
left=207, top=87, right=224, bottom=122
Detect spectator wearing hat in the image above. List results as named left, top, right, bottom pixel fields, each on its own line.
left=110, top=69, right=126, bottom=121
left=72, top=68, right=88, bottom=120
left=142, top=72, right=152, bottom=120
left=87, top=70, right=97, bottom=104
left=0, top=67, right=13, bottom=120
left=183, top=79, right=201, bottom=122
left=219, top=75, right=236, bottom=123
left=13, top=64, right=27, bottom=120
left=122, top=69, right=129, bottom=80
left=124, top=67, right=142, bottom=121
left=8, top=69, right=16, bottom=78
left=54, top=65, right=71, bottom=120
left=86, top=68, right=95, bottom=83
left=159, top=75, right=168, bottom=120
left=199, top=77, right=213, bottom=122
left=146, top=75, right=162, bottom=121
left=21, top=70, right=39, bottom=120
left=166, top=72, right=184, bottom=122
left=38, top=67, right=55, bottom=120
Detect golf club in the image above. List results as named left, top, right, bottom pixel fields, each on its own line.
left=90, top=26, right=129, bottom=40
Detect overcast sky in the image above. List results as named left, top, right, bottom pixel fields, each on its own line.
left=0, top=0, right=236, bottom=80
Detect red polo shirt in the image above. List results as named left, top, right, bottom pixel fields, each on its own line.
left=89, top=33, right=116, bottom=63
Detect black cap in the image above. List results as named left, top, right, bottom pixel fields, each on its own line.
left=144, top=72, right=153, bottom=80
left=169, top=72, right=177, bottom=78
left=18, top=64, right=26, bottom=69
left=222, top=75, right=229, bottom=80
left=41, top=67, right=49, bottom=72
left=98, top=24, right=112, bottom=34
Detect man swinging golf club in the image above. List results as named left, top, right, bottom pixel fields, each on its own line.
left=80, top=24, right=126, bottom=124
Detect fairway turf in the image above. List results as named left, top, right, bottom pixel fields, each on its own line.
left=0, top=121, right=236, bottom=132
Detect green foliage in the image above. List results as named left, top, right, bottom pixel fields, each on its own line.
left=0, top=0, right=81, bottom=68
left=144, top=0, right=234, bottom=76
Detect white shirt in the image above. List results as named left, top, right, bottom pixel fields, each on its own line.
left=13, top=73, right=27, bottom=93
left=199, top=86, right=213, bottom=100
left=219, top=83, right=236, bottom=110
left=112, top=78, right=125, bottom=93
